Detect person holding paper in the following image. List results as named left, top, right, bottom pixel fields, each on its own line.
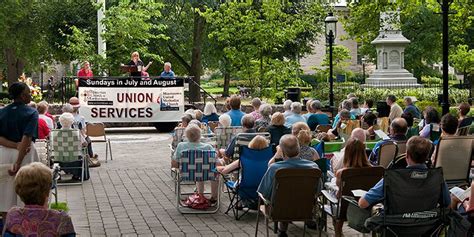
left=368, top=118, right=408, bottom=165
left=450, top=181, right=474, bottom=213
left=359, top=136, right=451, bottom=209
left=127, top=51, right=152, bottom=77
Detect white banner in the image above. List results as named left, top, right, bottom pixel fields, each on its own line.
left=78, top=78, right=184, bottom=123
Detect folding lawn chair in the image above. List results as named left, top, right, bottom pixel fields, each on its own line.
left=232, top=132, right=271, bottom=161
left=320, top=166, right=384, bottom=237
left=175, top=149, right=221, bottom=214
left=255, top=168, right=322, bottom=237
left=433, top=135, right=473, bottom=186
left=214, top=126, right=243, bottom=150
left=364, top=168, right=449, bottom=236
left=224, top=146, right=273, bottom=220
left=377, top=141, right=398, bottom=168
left=86, top=122, right=113, bottom=162
left=49, top=129, right=86, bottom=185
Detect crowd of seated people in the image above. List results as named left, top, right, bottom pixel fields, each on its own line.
left=169, top=93, right=473, bottom=236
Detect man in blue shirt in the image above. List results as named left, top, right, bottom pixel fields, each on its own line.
left=226, top=95, right=245, bottom=126
left=284, top=102, right=306, bottom=128
left=359, top=136, right=451, bottom=209
left=160, top=62, right=175, bottom=78
left=258, top=135, right=319, bottom=237
left=403, top=97, right=421, bottom=119
left=368, top=118, right=408, bottom=165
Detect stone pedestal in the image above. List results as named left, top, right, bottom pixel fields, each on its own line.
left=364, top=11, right=419, bottom=87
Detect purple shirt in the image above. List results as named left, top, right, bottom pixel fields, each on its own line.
left=5, top=205, right=75, bottom=236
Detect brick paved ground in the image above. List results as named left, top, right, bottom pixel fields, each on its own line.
left=54, top=129, right=364, bottom=236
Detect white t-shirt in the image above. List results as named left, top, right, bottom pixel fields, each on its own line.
left=39, top=114, right=54, bottom=130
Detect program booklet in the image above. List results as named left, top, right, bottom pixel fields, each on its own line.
left=450, top=186, right=471, bottom=201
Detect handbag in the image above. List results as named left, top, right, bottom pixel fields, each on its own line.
left=88, top=156, right=101, bottom=167
left=184, top=193, right=210, bottom=210
left=343, top=195, right=372, bottom=233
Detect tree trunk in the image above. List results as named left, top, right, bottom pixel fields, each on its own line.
left=5, top=48, right=24, bottom=86
left=189, top=8, right=205, bottom=103
left=223, top=70, right=230, bottom=97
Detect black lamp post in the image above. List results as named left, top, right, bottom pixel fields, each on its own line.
left=325, top=12, right=337, bottom=108
left=40, top=61, right=45, bottom=93
left=437, top=0, right=454, bottom=115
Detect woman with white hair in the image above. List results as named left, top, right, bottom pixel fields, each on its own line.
left=58, top=112, right=89, bottom=179
left=284, top=102, right=306, bottom=128
left=283, top=100, right=293, bottom=118
left=255, top=104, right=272, bottom=131
left=202, top=102, right=219, bottom=123
left=218, top=114, right=232, bottom=128
left=172, top=125, right=219, bottom=202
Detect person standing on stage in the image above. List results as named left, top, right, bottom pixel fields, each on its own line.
left=127, top=52, right=152, bottom=78
left=76, top=61, right=93, bottom=87
left=160, top=62, right=175, bottom=78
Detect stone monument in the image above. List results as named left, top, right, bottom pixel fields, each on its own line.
left=364, top=10, right=419, bottom=87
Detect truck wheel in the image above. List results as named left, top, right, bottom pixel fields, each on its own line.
left=154, top=122, right=178, bottom=133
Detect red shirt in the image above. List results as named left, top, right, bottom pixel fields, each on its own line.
left=77, top=69, right=93, bottom=78
left=45, top=112, right=54, bottom=123
left=38, top=118, right=50, bottom=139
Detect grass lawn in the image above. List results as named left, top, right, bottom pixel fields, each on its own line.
left=202, top=86, right=239, bottom=95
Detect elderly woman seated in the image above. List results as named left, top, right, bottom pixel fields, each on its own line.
left=56, top=112, right=86, bottom=180
left=3, top=162, right=75, bottom=236
left=172, top=125, right=220, bottom=202
left=255, top=104, right=272, bottom=132
left=216, top=135, right=269, bottom=175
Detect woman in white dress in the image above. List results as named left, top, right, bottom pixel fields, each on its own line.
left=0, top=82, right=39, bottom=221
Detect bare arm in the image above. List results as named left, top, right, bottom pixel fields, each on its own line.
left=359, top=197, right=370, bottom=209
left=143, top=61, right=153, bottom=71
left=0, top=136, right=18, bottom=149
left=217, top=160, right=239, bottom=175
left=9, top=135, right=32, bottom=175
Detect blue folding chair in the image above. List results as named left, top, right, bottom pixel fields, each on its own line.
left=224, top=146, right=274, bottom=220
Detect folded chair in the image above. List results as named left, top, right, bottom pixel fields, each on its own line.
left=86, top=122, right=112, bottom=162
left=175, top=149, right=221, bottom=214
left=49, top=129, right=85, bottom=185
left=320, top=166, right=384, bottom=237
left=255, top=168, right=322, bottom=237
left=232, top=132, right=271, bottom=161
left=433, top=135, right=473, bottom=186
left=214, top=126, right=243, bottom=150
left=365, top=168, right=447, bottom=237
left=225, top=146, right=273, bottom=220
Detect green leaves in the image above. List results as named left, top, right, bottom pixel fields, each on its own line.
left=101, top=1, right=168, bottom=75
left=202, top=1, right=324, bottom=96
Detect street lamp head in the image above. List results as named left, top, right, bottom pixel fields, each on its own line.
left=40, top=61, right=45, bottom=67
left=325, top=12, right=338, bottom=38
left=361, top=57, right=367, bottom=63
